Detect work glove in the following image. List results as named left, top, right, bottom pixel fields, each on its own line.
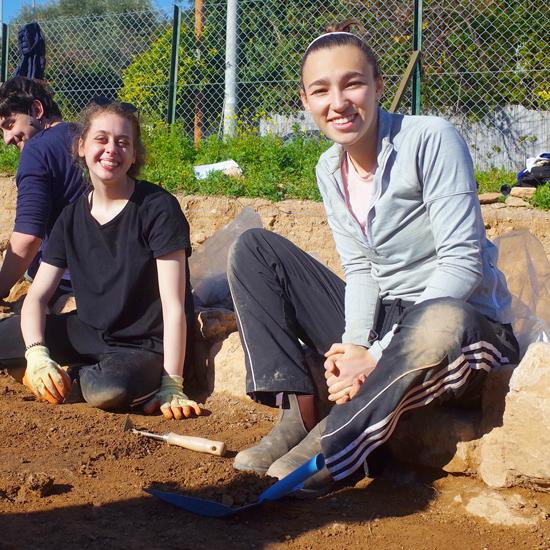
left=23, top=345, right=71, bottom=404
left=143, top=374, right=203, bottom=420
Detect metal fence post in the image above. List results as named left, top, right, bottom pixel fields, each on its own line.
left=0, top=24, right=8, bottom=83
left=223, top=0, right=238, bottom=138
left=167, top=4, right=181, bottom=124
left=0, top=0, right=3, bottom=82
left=411, top=0, right=423, bottom=115
left=194, top=0, right=204, bottom=145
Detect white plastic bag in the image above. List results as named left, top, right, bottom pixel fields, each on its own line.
left=193, top=159, right=242, bottom=180
left=189, top=207, right=262, bottom=308
left=494, top=229, right=550, bottom=356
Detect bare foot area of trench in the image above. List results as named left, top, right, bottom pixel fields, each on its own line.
left=1, top=373, right=549, bottom=549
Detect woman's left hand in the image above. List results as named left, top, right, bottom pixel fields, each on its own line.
left=143, top=374, right=203, bottom=420
left=324, top=343, right=377, bottom=404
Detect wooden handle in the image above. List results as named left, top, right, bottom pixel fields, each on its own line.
left=165, top=433, right=226, bottom=456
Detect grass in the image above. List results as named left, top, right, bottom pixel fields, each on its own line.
left=473, top=166, right=550, bottom=209
left=474, top=167, right=515, bottom=194
left=0, top=143, right=20, bottom=174
left=141, top=122, right=329, bottom=201
left=532, top=183, right=550, bottom=209
left=0, top=126, right=547, bottom=209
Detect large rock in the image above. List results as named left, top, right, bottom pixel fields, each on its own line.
left=478, top=342, right=550, bottom=490
left=387, top=404, right=481, bottom=474
left=478, top=192, right=501, bottom=204
left=389, top=343, right=550, bottom=492
left=510, top=186, right=536, bottom=199
left=505, top=196, right=530, bottom=207
left=207, top=331, right=247, bottom=397
left=386, top=364, right=516, bottom=475
left=196, top=308, right=237, bottom=341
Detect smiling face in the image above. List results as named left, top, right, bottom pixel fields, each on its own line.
left=0, top=100, right=44, bottom=150
left=78, top=112, right=136, bottom=187
left=300, top=44, right=383, bottom=154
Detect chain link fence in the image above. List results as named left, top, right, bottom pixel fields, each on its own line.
left=420, top=0, right=549, bottom=169
left=4, top=0, right=548, bottom=169
left=7, top=8, right=173, bottom=118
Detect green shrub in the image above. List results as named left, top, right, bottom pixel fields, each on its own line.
left=0, top=143, right=20, bottom=174
left=141, top=122, right=197, bottom=192
left=531, top=182, right=550, bottom=210
left=142, top=125, right=329, bottom=201
left=474, top=167, right=515, bottom=194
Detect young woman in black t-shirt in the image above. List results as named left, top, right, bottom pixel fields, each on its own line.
left=14, top=100, right=203, bottom=419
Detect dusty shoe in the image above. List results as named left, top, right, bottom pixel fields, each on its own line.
left=234, top=393, right=308, bottom=474
left=266, top=418, right=334, bottom=498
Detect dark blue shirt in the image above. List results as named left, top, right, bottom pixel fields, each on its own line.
left=14, top=122, right=85, bottom=277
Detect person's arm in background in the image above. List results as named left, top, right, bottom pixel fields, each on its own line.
left=0, top=231, right=42, bottom=299
left=1, top=143, right=53, bottom=299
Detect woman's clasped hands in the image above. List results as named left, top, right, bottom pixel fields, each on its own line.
left=324, top=343, right=377, bottom=404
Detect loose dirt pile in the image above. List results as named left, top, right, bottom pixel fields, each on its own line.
left=1, top=176, right=549, bottom=549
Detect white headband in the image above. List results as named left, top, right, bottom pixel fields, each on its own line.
left=305, top=31, right=362, bottom=53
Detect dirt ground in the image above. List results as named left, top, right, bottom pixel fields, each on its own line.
left=1, top=378, right=549, bottom=550
left=1, top=176, right=550, bottom=549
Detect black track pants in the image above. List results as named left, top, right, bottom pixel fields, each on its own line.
left=228, top=228, right=520, bottom=480
left=0, top=313, right=163, bottom=410
left=228, top=228, right=345, bottom=396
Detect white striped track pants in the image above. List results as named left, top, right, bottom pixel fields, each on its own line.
left=228, top=228, right=519, bottom=480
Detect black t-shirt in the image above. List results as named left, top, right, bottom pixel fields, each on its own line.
left=43, top=180, right=191, bottom=354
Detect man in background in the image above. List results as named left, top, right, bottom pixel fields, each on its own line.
left=0, top=77, right=84, bottom=301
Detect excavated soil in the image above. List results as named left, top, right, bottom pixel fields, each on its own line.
left=1, top=176, right=550, bottom=549
left=1, top=377, right=550, bottom=550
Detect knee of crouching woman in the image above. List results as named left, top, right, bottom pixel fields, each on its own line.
left=81, top=382, right=130, bottom=411
left=227, top=227, right=268, bottom=274
left=400, top=298, right=472, bottom=363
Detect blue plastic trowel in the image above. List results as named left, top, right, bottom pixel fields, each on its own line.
left=145, top=453, right=325, bottom=518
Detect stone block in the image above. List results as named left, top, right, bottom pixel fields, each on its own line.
left=478, top=192, right=501, bottom=204
left=388, top=404, right=480, bottom=474
left=479, top=342, right=550, bottom=491
left=196, top=308, right=237, bottom=342
left=510, top=186, right=536, bottom=199
left=505, top=196, right=530, bottom=207
left=208, top=332, right=247, bottom=397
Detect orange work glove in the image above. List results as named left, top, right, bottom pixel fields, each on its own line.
left=143, top=374, right=203, bottom=420
left=23, top=345, right=71, bottom=404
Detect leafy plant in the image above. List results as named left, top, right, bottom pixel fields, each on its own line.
left=140, top=123, right=329, bottom=200
left=0, top=145, right=20, bottom=174
left=474, top=167, right=515, bottom=194
left=531, top=183, right=550, bottom=210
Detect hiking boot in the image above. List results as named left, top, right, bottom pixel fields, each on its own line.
left=266, top=418, right=334, bottom=498
left=233, top=393, right=308, bottom=474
